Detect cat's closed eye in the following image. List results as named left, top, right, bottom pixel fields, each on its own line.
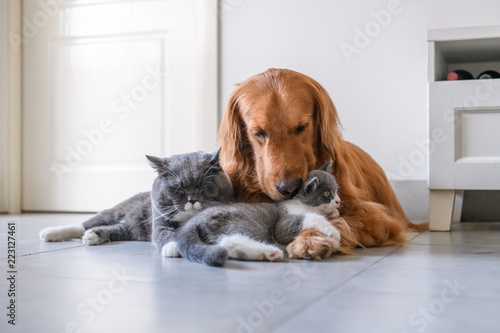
left=202, top=185, right=219, bottom=198
left=169, top=186, right=184, bottom=195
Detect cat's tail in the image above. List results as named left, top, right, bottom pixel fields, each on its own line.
left=176, top=225, right=228, bottom=267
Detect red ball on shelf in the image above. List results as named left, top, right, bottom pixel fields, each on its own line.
left=446, top=70, right=473, bottom=81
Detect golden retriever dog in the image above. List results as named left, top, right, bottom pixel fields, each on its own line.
left=218, top=68, right=428, bottom=258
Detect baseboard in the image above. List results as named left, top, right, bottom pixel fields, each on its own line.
left=462, top=190, right=500, bottom=222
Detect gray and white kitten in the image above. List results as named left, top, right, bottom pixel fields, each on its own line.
left=39, top=148, right=234, bottom=251
left=169, top=161, right=342, bottom=267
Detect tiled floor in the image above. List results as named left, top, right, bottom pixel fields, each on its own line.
left=1, top=214, right=499, bottom=333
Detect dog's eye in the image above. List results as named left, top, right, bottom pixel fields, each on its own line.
left=324, top=191, right=331, bottom=198
left=295, top=124, right=307, bottom=135
left=255, top=129, right=267, bottom=139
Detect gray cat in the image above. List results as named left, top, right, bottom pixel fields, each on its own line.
left=167, top=161, right=342, bottom=267
left=40, top=148, right=235, bottom=252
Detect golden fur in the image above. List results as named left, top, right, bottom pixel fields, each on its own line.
left=218, top=68, right=428, bottom=258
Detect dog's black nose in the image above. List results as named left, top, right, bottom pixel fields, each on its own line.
left=276, top=178, right=303, bottom=198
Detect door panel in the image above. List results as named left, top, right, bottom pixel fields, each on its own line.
left=23, top=0, right=217, bottom=211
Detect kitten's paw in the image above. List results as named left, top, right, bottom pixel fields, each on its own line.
left=329, top=208, right=340, bottom=218
left=262, top=248, right=284, bottom=262
left=161, top=242, right=180, bottom=257
left=302, top=213, right=341, bottom=246
left=40, top=225, right=85, bottom=242
left=82, top=230, right=103, bottom=245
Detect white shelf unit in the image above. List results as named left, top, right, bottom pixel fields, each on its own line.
left=428, top=25, right=500, bottom=231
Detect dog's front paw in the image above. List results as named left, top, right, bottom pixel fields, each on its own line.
left=286, top=229, right=338, bottom=260
left=302, top=213, right=341, bottom=247
left=162, top=242, right=180, bottom=257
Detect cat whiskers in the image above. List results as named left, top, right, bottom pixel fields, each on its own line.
left=164, top=168, right=181, bottom=182
left=204, top=197, right=233, bottom=206
left=150, top=201, right=179, bottom=222
left=173, top=185, right=184, bottom=195
left=203, top=163, right=219, bottom=177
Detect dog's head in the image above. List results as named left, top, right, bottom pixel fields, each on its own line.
left=218, top=68, right=342, bottom=201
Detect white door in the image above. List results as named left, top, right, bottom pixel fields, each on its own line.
left=22, top=0, right=218, bottom=212
left=0, top=0, right=8, bottom=213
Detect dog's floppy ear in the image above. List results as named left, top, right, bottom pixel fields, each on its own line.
left=217, top=86, right=250, bottom=177
left=218, top=89, right=242, bottom=156
left=307, top=77, right=343, bottom=163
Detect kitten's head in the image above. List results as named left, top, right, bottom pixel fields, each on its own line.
left=295, top=160, right=341, bottom=216
left=146, top=147, right=234, bottom=218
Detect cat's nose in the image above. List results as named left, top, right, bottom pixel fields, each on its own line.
left=276, top=178, right=302, bottom=198
left=334, top=196, right=341, bottom=206
left=188, top=199, right=197, bottom=205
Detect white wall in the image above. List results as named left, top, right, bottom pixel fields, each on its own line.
left=220, top=0, right=500, bottom=182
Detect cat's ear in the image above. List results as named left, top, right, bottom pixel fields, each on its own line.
left=303, top=176, right=319, bottom=196
left=319, top=160, right=333, bottom=173
left=146, top=155, right=170, bottom=176
left=209, top=146, right=222, bottom=167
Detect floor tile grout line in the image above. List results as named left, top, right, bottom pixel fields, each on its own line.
left=265, top=244, right=405, bottom=333
left=22, top=245, right=87, bottom=257
left=265, top=232, right=429, bottom=332
left=0, top=245, right=86, bottom=260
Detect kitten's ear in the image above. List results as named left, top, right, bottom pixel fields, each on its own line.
left=320, top=160, right=333, bottom=173
left=146, top=155, right=169, bottom=175
left=303, top=177, right=319, bottom=196
left=209, top=146, right=222, bottom=167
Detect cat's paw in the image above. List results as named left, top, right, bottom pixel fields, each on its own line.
left=220, top=234, right=283, bottom=262
left=39, top=227, right=64, bottom=242
left=161, top=242, right=180, bottom=257
left=302, top=213, right=341, bottom=246
left=82, top=230, right=103, bottom=245
left=40, top=225, right=85, bottom=242
left=261, top=247, right=284, bottom=262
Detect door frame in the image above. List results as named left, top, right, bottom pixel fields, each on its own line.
left=0, top=0, right=22, bottom=214
left=0, top=0, right=218, bottom=213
